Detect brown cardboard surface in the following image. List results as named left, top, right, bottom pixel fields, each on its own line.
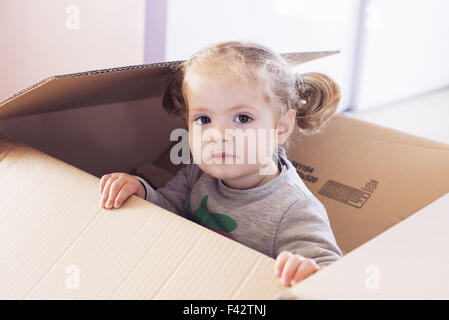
left=0, top=96, right=186, bottom=179
left=276, top=191, right=449, bottom=299
left=285, top=114, right=449, bottom=254
left=0, top=137, right=285, bottom=299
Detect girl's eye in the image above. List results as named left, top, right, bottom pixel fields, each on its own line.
left=235, top=114, right=253, bottom=124
left=193, top=116, right=211, bottom=125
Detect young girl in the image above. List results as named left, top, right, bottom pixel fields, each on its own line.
left=99, top=40, right=342, bottom=287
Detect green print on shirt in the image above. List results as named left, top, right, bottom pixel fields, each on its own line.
left=185, top=195, right=237, bottom=235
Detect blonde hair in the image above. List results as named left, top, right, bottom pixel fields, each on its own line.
left=163, top=40, right=340, bottom=149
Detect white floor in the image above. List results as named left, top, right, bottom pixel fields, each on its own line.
left=345, top=88, right=449, bottom=145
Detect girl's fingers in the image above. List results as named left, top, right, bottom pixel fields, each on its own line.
left=280, top=255, right=304, bottom=286
left=100, top=175, right=119, bottom=208
left=113, top=182, right=133, bottom=208
left=106, top=177, right=126, bottom=209
left=291, top=259, right=320, bottom=286
left=274, top=251, right=292, bottom=277
left=99, top=174, right=112, bottom=194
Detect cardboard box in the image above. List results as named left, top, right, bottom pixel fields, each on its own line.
left=1, top=52, right=449, bottom=299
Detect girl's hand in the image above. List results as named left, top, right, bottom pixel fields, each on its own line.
left=274, top=251, right=320, bottom=286
left=99, top=172, right=146, bottom=209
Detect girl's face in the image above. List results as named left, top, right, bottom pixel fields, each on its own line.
left=184, top=72, right=280, bottom=182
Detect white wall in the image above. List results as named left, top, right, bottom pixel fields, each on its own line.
left=0, top=0, right=146, bottom=101
left=3, top=1, right=446, bottom=114
left=357, top=0, right=449, bottom=110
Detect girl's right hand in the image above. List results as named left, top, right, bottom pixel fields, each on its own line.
left=99, top=172, right=146, bottom=209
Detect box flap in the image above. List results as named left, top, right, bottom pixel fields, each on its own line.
left=0, top=62, right=180, bottom=120
left=286, top=114, right=449, bottom=253
left=276, top=191, right=449, bottom=299
left=0, top=51, right=339, bottom=120
left=0, top=136, right=285, bottom=299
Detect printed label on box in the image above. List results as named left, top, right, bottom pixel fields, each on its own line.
left=318, top=180, right=371, bottom=208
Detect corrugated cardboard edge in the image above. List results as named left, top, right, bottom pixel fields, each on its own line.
left=0, top=77, right=55, bottom=111
left=0, top=61, right=182, bottom=109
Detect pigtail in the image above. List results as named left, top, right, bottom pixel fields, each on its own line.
left=294, top=72, right=340, bottom=136
left=162, top=63, right=187, bottom=119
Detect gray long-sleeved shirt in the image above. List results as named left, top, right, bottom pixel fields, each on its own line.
left=134, top=145, right=342, bottom=266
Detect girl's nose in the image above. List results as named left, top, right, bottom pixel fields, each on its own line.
left=209, top=126, right=232, bottom=143
left=209, top=134, right=226, bottom=144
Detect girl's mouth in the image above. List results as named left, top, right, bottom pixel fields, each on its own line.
left=211, top=152, right=235, bottom=159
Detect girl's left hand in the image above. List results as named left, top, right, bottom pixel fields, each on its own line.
left=274, top=251, right=320, bottom=286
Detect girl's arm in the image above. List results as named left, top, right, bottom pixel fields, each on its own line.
left=133, top=164, right=202, bottom=218
left=273, top=197, right=343, bottom=267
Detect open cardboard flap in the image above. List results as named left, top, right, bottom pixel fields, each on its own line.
left=276, top=191, right=449, bottom=299
left=1, top=51, right=449, bottom=299
left=0, top=135, right=286, bottom=299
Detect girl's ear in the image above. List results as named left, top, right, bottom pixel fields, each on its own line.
left=276, top=109, right=296, bottom=145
